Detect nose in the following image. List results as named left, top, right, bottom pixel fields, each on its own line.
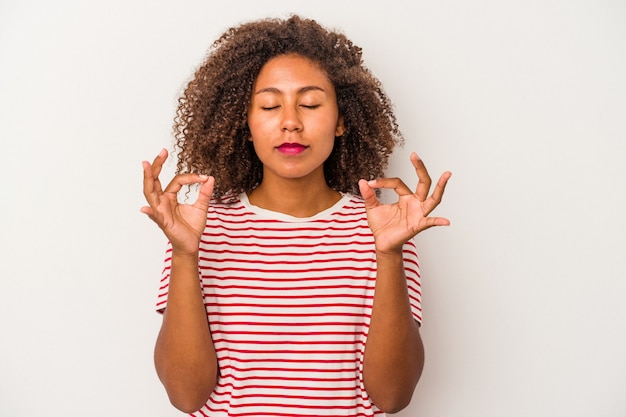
left=281, top=105, right=303, bottom=132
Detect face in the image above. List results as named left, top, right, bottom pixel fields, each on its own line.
left=248, top=54, right=345, bottom=184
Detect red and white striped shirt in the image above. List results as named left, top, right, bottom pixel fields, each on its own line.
left=157, top=193, right=422, bottom=416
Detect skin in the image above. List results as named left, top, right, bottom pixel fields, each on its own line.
left=141, top=152, right=218, bottom=413
left=141, top=53, right=451, bottom=414
left=358, top=153, right=451, bottom=412
left=246, top=54, right=345, bottom=216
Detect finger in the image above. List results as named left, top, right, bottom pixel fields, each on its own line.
left=139, top=205, right=167, bottom=229
left=411, top=152, right=432, bottom=202
left=142, top=160, right=162, bottom=209
left=423, top=171, right=452, bottom=215
left=421, top=216, right=451, bottom=229
left=151, top=148, right=168, bottom=181
left=358, top=179, right=379, bottom=210
left=366, top=177, right=413, bottom=196
left=139, top=205, right=156, bottom=219
left=163, top=173, right=210, bottom=195
left=193, top=176, right=215, bottom=212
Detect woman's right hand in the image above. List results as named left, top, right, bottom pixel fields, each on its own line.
left=141, top=149, right=214, bottom=255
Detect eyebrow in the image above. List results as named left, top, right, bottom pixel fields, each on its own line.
left=254, top=86, right=326, bottom=95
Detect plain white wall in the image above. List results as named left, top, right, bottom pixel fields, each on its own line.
left=1, top=0, right=624, bottom=416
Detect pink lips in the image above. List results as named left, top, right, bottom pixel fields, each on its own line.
left=277, top=143, right=308, bottom=155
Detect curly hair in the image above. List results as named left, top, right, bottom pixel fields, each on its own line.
left=173, top=14, right=403, bottom=198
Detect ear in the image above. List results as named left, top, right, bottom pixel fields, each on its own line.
left=335, top=116, right=345, bottom=137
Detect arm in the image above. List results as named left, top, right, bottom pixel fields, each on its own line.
left=141, top=149, right=218, bottom=413
left=359, top=152, right=451, bottom=413
left=362, top=250, right=424, bottom=414
left=154, top=252, right=218, bottom=413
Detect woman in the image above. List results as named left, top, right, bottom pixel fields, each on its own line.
left=141, top=15, right=451, bottom=416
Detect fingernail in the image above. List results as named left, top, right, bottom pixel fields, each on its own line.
left=199, top=174, right=208, bottom=179
left=367, top=180, right=377, bottom=186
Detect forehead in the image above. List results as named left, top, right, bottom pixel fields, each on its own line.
left=254, top=54, right=332, bottom=88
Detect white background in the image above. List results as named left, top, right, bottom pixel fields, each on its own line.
left=1, top=0, right=625, bottom=416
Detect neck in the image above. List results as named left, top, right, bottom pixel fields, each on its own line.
left=248, top=175, right=341, bottom=218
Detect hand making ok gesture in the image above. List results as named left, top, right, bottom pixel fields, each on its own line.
left=358, top=152, right=451, bottom=254
left=141, top=149, right=214, bottom=255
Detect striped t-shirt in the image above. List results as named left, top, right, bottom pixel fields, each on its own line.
left=157, top=193, right=422, bottom=416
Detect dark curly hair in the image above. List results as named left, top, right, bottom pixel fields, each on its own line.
left=173, top=14, right=403, bottom=198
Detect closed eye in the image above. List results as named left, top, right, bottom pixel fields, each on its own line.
left=261, top=106, right=280, bottom=110
left=301, top=104, right=320, bottom=109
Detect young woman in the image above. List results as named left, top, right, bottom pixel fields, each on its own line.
left=141, top=15, right=451, bottom=416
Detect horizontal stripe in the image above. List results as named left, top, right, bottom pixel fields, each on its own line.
left=157, top=193, right=421, bottom=417
left=200, top=256, right=376, bottom=265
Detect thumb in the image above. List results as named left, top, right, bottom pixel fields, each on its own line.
left=358, top=179, right=378, bottom=210
left=194, top=175, right=215, bottom=211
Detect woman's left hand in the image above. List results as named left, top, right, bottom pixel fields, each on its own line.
left=359, top=152, right=451, bottom=254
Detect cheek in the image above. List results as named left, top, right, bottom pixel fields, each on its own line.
left=248, top=112, right=277, bottom=136
left=247, top=117, right=265, bottom=142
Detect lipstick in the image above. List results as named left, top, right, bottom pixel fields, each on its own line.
left=277, top=143, right=308, bottom=155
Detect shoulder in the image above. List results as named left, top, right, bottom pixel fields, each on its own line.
left=207, top=193, right=250, bottom=218
left=210, top=193, right=243, bottom=208
left=333, top=193, right=366, bottom=213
